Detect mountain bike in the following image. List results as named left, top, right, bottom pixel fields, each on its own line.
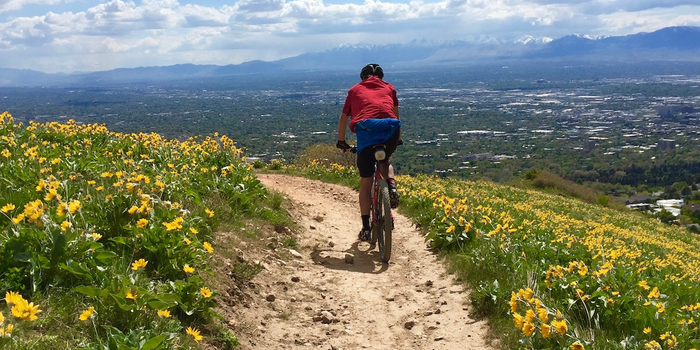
left=350, top=145, right=393, bottom=263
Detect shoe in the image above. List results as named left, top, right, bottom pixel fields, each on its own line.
left=358, top=228, right=371, bottom=242
left=389, top=186, right=400, bottom=209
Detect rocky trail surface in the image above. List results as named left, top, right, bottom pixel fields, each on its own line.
left=220, top=174, right=495, bottom=350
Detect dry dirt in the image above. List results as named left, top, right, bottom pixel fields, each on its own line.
left=213, top=174, right=497, bottom=350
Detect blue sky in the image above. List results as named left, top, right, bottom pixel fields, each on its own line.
left=1, top=0, right=699, bottom=73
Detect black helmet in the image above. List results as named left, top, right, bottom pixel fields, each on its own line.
left=360, top=63, right=383, bottom=80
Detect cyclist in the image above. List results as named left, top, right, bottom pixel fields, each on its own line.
left=336, top=63, right=401, bottom=242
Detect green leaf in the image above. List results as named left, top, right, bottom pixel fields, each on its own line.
left=141, top=334, right=168, bottom=350
left=13, top=252, right=32, bottom=262
left=95, top=251, right=119, bottom=263
left=74, top=285, right=104, bottom=298
left=60, top=260, right=92, bottom=279
left=111, top=237, right=128, bottom=245
left=111, top=293, right=135, bottom=312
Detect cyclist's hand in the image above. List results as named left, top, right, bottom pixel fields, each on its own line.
left=336, top=140, right=351, bottom=151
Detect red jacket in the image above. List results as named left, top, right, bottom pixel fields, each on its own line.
left=342, top=76, right=399, bottom=133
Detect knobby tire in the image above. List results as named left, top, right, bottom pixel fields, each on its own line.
left=377, top=179, right=392, bottom=263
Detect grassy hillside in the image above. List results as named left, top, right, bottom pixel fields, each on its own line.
left=2, top=113, right=700, bottom=350
left=286, top=147, right=700, bottom=350
left=0, top=112, right=292, bottom=349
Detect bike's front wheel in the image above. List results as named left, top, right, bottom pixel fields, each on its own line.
left=376, top=179, right=392, bottom=263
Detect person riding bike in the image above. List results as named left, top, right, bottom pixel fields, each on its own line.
left=336, top=63, right=401, bottom=242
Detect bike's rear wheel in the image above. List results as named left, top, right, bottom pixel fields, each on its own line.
left=376, top=180, right=392, bottom=263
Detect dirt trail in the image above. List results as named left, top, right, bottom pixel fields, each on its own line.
left=229, top=174, right=495, bottom=350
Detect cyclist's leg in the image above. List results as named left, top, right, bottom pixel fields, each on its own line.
left=380, top=128, right=401, bottom=208
left=357, top=149, right=376, bottom=241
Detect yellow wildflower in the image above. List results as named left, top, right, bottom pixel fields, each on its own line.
left=525, top=309, right=535, bottom=323
left=68, top=200, right=81, bottom=214
left=522, top=322, right=535, bottom=337
left=11, top=298, right=42, bottom=321
left=537, top=307, right=549, bottom=323
left=163, top=217, right=184, bottom=231
left=136, top=218, right=148, bottom=228
left=656, top=302, right=665, bottom=313
left=203, top=242, right=213, bottom=254
left=513, top=312, right=524, bottom=330
left=125, top=290, right=137, bottom=300
left=60, top=221, right=72, bottom=231
left=0, top=324, right=13, bottom=337
left=11, top=214, right=24, bottom=224
left=205, top=208, right=214, bottom=217
left=186, top=326, right=202, bottom=342
left=552, top=319, right=567, bottom=335
left=509, top=292, right=518, bottom=313
left=157, top=310, right=171, bottom=318
left=200, top=287, right=212, bottom=298
left=79, top=306, right=95, bottom=321
left=541, top=323, right=551, bottom=338
left=5, top=291, right=24, bottom=306
left=1, top=203, right=15, bottom=213
left=183, top=265, right=195, bottom=274
left=570, top=342, right=585, bottom=350
left=131, top=259, right=148, bottom=271
left=644, top=340, right=661, bottom=350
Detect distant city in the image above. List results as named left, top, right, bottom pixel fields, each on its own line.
left=2, top=61, right=700, bottom=229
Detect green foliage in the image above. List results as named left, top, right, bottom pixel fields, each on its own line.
left=394, top=173, right=700, bottom=350
left=0, top=112, right=265, bottom=348
left=267, top=159, right=284, bottom=170
left=215, top=329, right=241, bottom=349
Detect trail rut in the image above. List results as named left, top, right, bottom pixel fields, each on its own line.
left=225, top=174, right=495, bottom=350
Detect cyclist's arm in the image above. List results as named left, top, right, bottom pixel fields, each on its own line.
left=337, top=112, right=350, bottom=142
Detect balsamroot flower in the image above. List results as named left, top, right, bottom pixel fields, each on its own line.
left=1, top=203, right=15, bottom=213
left=79, top=307, right=95, bottom=321
left=541, top=323, right=551, bottom=338
left=186, top=326, right=202, bottom=342
left=11, top=298, right=42, bottom=321
left=131, top=259, right=148, bottom=271
left=552, top=319, right=567, bottom=335
left=570, top=342, right=585, bottom=350
left=522, top=322, right=535, bottom=337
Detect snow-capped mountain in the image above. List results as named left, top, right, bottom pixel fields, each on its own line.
left=2, top=26, right=700, bottom=86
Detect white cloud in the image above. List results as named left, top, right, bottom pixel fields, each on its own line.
left=0, top=0, right=61, bottom=14
left=0, top=0, right=699, bottom=72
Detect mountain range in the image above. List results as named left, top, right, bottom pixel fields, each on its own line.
left=2, top=26, right=700, bottom=87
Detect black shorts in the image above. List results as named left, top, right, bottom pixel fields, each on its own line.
left=357, top=127, right=401, bottom=178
